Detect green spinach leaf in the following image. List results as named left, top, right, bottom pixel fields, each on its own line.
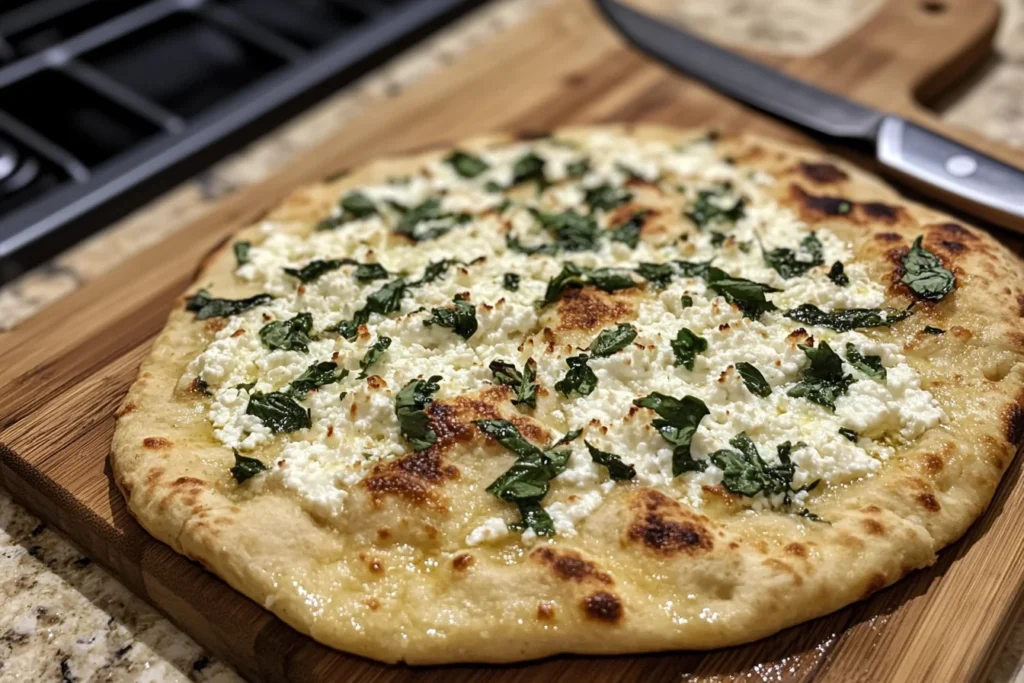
left=359, top=336, right=392, bottom=378
left=395, top=375, right=442, bottom=451
left=827, top=261, right=849, bottom=286
left=289, top=361, right=348, bottom=398
left=233, top=241, right=250, bottom=267
left=736, top=362, right=771, bottom=397
left=609, top=210, right=651, bottom=248
left=424, top=294, right=478, bottom=339
left=784, top=303, right=912, bottom=332
left=185, top=289, right=272, bottom=320
left=555, top=354, right=597, bottom=397
left=489, top=357, right=538, bottom=408
left=585, top=441, right=636, bottom=481
left=633, top=392, right=709, bottom=476
left=902, top=236, right=955, bottom=301
left=845, top=343, right=886, bottom=380
left=503, top=273, right=520, bottom=291
left=230, top=449, right=266, bottom=484
left=259, top=312, right=314, bottom=352
left=671, top=328, right=707, bottom=370
left=787, top=342, right=853, bottom=410
left=246, top=391, right=311, bottom=433
left=589, top=323, right=637, bottom=358
left=445, top=150, right=489, bottom=178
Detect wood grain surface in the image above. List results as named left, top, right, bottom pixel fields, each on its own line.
left=3, top=0, right=1024, bottom=681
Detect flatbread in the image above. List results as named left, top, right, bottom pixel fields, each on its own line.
left=111, top=124, right=1024, bottom=664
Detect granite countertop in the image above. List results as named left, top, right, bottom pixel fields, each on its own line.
left=2, top=0, right=1024, bottom=680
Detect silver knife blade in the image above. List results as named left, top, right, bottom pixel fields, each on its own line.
left=595, top=0, right=1024, bottom=228
left=593, top=0, right=885, bottom=140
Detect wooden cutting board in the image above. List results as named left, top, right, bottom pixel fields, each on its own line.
left=3, top=0, right=1024, bottom=681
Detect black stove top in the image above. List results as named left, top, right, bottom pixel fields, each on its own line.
left=0, top=0, right=487, bottom=283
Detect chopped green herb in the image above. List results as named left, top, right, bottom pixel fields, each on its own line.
left=395, top=375, right=442, bottom=451
left=230, top=449, right=266, bottom=484
left=566, top=158, right=590, bottom=178
left=589, top=323, right=637, bottom=358
left=711, top=434, right=817, bottom=501
left=762, top=233, right=825, bottom=278
left=705, top=267, right=779, bottom=320
left=685, top=188, right=745, bottom=228
left=393, top=197, right=471, bottom=242
left=736, top=362, right=771, bottom=397
left=784, top=304, right=912, bottom=332
left=246, top=391, right=311, bottom=433
left=531, top=209, right=601, bottom=252
left=827, top=261, right=849, bottom=286
left=233, top=242, right=250, bottom=267
left=787, top=342, right=853, bottom=410
left=316, top=192, right=377, bottom=229
left=635, top=262, right=676, bottom=286
left=584, top=184, right=633, bottom=212
left=289, top=361, right=348, bottom=399
left=671, top=328, right=707, bottom=370
left=185, top=289, right=272, bottom=320
left=541, top=263, right=635, bottom=305
left=353, top=263, right=390, bottom=283
left=502, top=273, right=521, bottom=291
left=609, top=210, right=651, bottom=249
left=555, top=354, right=597, bottom=397
left=489, top=358, right=538, bottom=408
left=797, top=509, right=828, bottom=523
left=633, top=392, right=709, bottom=476
left=511, top=152, right=547, bottom=187
left=359, top=336, right=392, bottom=378
left=234, top=381, right=256, bottom=392
left=680, top=294, right=693, bottom=308
left=283, top=259, right=345, bottom=283
left=924, top=326, right=945, bottom=335
left=327, top=278, right=408, bottom=340
left=585, top=441, right=636, bottom=481
left=259, top=312, right=314, bottom=352
left=424, top=294, right=478, bottom=339
left=839, top=427, right=858, bottom=442
left=476, top=419, right=581, bottom=536
left=414, top=259, right=455, bottom=286
left=845, top=343, right=886, bottom=381
left=445, top=150, right=489, bottom=178
left=710, top=231, right=727, bottom=248
left=901, top=236, right=955, bottom=301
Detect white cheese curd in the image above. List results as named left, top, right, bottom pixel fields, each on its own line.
left=465, top=517, right=510, bottom=546
left=184, top=131, right=944, bottom=532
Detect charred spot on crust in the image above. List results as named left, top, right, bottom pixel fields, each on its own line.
left=935, top=222, right=975, bottom=240
left=143, top=437, right=172, bottom=449
left=763, top=558, right=803, bottom=585
left=939, top=240, right=967, bottom=254
left=172, top=477, right=205, bottom=487
left=530, top=547, right=612, bottom=584
left=1004, top=404, right=1024, bottom=445
left=361, top=449, right=458, bottom=507
left=537, top=602, right=556, bottom=621
left=784, top=542, right=808, bottom=558
left=555, top=287, right=635, bottom=332
left=116, top=401, right=137, bottom=417
left=452, top=553, right=475, bottom=571
left=917, top=493, right=941, bottom=512
left=1017, top=295, right=1024, bottom=318
left=582, top=591, right=623, bottom=623
left=789, top=185, right=854, bottom=217
left=861, top=202, right=901, bottom=222
left=323, top=167, right=350, bottom=183
left=799, top=161, right=849, bottom=184
left=875, top=232, right=902, bottom=243
left=921, top=453, right=945, bottom=474
left=861, top=519, right=886, bottom=536
left=626, top=489, right=714, bottom=555
left=429, top=389, right=548, bottom=447
left=863, top=505, right=882, bottom=513
left=204, top=318, right=228, bottom=334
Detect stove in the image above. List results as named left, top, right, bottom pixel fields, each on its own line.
left=0, top=0, right=488, bottom=283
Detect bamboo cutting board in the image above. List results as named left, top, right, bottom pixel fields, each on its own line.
left=3, top=0, right=1024, bottom=681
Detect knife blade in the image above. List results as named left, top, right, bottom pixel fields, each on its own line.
left=594, top=0, right=1024, bottom=228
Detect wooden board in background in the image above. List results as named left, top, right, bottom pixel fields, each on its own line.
left=3, top=0, right=1024, bottom=681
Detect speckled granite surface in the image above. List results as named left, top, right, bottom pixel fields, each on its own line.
left=2, top=0, right=1024, bottom=681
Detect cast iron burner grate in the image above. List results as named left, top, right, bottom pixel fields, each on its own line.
left=0, top=0, right=488, bottom=283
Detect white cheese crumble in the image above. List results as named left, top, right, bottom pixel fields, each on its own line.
left=184, top=132, right=944, bottom=538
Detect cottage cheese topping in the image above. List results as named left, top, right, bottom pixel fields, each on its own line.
left=184, top=132, right=944, bottom=540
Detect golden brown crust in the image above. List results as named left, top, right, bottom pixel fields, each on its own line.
left=111, top=123, right=1024, bottom=664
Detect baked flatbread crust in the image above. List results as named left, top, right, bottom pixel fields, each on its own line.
left=112, top=124, right=1024, bottom=664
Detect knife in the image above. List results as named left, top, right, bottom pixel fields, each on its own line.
left=593, top=0, right=1024, bottom=228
